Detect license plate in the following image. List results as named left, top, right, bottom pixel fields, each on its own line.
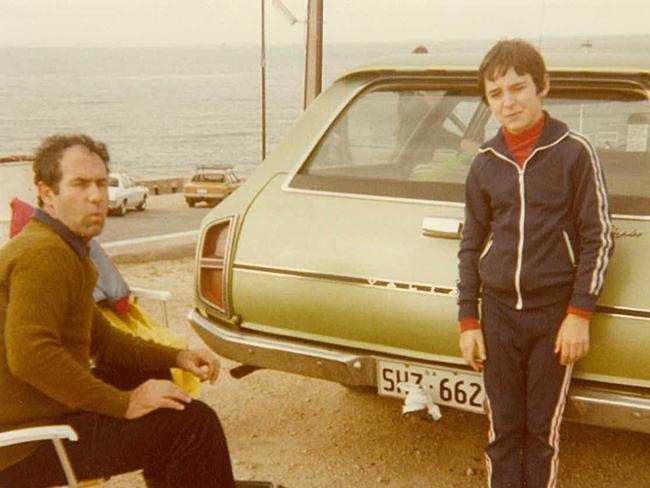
left=377, top=360, right=485, bottom=413
left=197, top=189, right=208, bottom=194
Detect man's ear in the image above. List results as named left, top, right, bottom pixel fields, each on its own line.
left=37, top=181, right=55, bottom=207
left=539, top=73, right=551, bottom=98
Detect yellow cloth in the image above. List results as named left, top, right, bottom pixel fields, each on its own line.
left=99, top=302, right=202, bottom=398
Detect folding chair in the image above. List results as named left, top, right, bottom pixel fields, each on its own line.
left=0, top=425, right=80, bottom=487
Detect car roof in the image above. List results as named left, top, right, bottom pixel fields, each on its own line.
left=339, top=52, right=650, bottom=84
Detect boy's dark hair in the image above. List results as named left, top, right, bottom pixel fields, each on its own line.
left=33, top=134, right=110, bottom=206
left=478, top=39, right=547, bottom=103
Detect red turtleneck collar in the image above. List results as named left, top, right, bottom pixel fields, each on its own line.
left=502, top=113, right=545, bottom=168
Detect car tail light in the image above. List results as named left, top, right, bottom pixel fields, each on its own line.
left=198, top=217, right=234, bottom=314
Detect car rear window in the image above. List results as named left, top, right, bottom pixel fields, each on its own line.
left=289, top=81, right=650, bottom=216
left=193, top=173, right=225, bottom=182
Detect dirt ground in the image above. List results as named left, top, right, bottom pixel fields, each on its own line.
left=103, top=257, right=650, bottom=488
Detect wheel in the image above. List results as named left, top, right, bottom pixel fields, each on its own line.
left=186, top=198, right=196, bottom=208
left=136, top=195, right=147, bottom=211
left=116, top=201, right=127, bottom=216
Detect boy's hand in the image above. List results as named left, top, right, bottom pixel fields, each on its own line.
left=459, top=329, right=486, bottom=372
left=554, top=314, right=590, bottom=365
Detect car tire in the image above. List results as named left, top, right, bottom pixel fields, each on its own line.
left=186, top=198, right=196, bottom=208
left=116, top=201, right=127, bottom=216
left=136, top=195, right=147, bottom=211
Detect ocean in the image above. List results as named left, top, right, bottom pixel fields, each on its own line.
left=1, top=36, right=648, bottom=178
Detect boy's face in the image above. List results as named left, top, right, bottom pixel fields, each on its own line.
left=484, top=67, right=549, bottom=134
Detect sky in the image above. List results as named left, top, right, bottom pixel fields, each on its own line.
left=1, top=0, right=649, bottom=48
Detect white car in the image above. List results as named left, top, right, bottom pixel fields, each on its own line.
left=107, top=172, right=148, bottom=216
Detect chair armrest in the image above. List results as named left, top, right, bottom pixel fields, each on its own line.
left=130, top=287, right=172, bottom=302
left=0, top=425, right=78, bottom=448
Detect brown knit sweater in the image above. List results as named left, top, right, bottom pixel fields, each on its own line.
left=0, top=219, right=181, bottom=470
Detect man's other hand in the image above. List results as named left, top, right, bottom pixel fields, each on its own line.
left=554, top=313, right=590, bottom=365
left=176, top=349, right=220, bottom=384
left=126, top=379, right=192, bottom=419
left=459, top=329, right=486, bottom=372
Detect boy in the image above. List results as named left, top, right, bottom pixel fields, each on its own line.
left=457, top=40, right=613, bottom=487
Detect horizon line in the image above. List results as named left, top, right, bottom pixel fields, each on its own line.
left=2, top=33, right=649, bottom=50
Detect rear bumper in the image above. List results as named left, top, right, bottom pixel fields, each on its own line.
left=188, top=308, right=650, bottom=434
left=184, top=193, right=224, bottom=201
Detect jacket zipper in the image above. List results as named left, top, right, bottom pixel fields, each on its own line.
left=483, top=150, right=526, bottom=309
left=480, top=133, right=569, bottom=310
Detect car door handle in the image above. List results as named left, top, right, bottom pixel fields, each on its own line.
left=422, top=217, right=464, bottom=239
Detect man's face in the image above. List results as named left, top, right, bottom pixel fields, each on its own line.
left=38, top=145, right=109, bottom=240
left=484, top=67, right=549, bottom=135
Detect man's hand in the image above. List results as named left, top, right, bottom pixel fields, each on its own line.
left=554, top=313, right=590, bottom=365
left=176, top=348, right=220, bottom=384
left=126, top=379, right=192, bottom=419
left=459, top=329, right=486, bottom=372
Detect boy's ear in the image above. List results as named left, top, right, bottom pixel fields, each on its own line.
left=539, top=73, right=551, bottom=97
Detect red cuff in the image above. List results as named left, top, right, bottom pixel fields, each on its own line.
left=567, top=305, right=593, bottom=320
left=460, top=318, right=481, bottom=333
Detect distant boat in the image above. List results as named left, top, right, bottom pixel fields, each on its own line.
left=581, top=39, right=593, bottom=50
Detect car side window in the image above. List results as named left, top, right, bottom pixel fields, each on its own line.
left=544, top=94, right=650, bottom=216
left=290, top=86, right=483, bottom=202
left=290, top=81, right=650, bottom=215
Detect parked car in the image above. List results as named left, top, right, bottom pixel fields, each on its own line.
left=183, top=165, right=241, bottom=207
left=188, top=53, right=650, bottom=434
left=107, top=172, right=148, bottom=216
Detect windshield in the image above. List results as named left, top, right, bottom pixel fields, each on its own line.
left=108, top=177, right=119, bottom=187
left=292, top=83, right=650, bottom=215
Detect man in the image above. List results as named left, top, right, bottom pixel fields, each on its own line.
left=457, top=40, right=613, bottom=487
left=0, top=134, right=235, bottom=487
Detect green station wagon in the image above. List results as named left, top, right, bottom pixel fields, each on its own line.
left=189, top=53, right=650, bottom=433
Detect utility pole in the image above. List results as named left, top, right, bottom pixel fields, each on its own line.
left=303, top=0, right=323, bottom=109
left=260, top=0, right=267, bottom=160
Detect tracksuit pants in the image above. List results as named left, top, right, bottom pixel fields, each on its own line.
left=481, top=295, right=573, bottom=488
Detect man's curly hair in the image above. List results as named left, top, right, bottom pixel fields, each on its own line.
left=33, top=134, right=110, bottom=206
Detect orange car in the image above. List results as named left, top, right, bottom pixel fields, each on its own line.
left=183, top=165, right=241, bottom=207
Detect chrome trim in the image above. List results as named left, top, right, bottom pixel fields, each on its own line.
left=195, top=216, right=237, bottom=316
left=612, top=214, right=650, bottom=221
left=200, top=257, right=225, bottom=269
left=282, top=185, right=465, bottom=208
left=595, top=304, right=650, bottom=321
left=189, top=308, right=650, bottom=434
left=421, top=217, right=463, bottom=239
left=233, top=262, right=458, bottom=298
